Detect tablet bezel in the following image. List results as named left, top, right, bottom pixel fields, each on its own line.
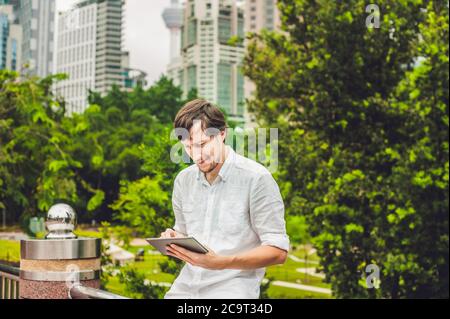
left=145, top=236, right=209, bottom=255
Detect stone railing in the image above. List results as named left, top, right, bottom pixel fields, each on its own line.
left=0, top=263, right=20, bottom=299
left=1, top=203, right=127, bottom=299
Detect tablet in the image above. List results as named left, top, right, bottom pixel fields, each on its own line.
left=145, top=237, right=209, bottom=255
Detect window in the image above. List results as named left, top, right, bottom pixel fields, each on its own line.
left=218, top=17, right=231, bottom=44
left=237, top=70, right=245, bottom=115
left=217, top=62, right=232, bottom=112
left=186, top=65, right=197, bottom=93
left=186, top=19, right=197, bottom=47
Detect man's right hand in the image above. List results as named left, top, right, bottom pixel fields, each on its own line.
left=160, top=228, right=183, bottom=238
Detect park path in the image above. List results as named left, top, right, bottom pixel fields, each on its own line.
left=270, top=280, right=331, bottom=295
left=295, top=267, right=326, bottom=279
left=151, top=279, right=332, bottom=295
left=127, top=242, right=332, bottom=295
left=288, top=254, right=320, bottom=264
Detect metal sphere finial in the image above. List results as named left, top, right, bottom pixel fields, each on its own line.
left=45, top=203, right=77, bottom=240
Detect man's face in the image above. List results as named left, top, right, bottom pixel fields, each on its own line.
left=182, top=120, right=225, bottom=173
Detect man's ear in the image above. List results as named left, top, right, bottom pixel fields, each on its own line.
left=221, top=129, right=227, bottom=143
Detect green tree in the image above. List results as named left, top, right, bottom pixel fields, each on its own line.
left=244, top=0, right=448, bottom=298
left=0, top=71, right=190, bottom=231
left=118, top=267, right=168, bottom=299
left=0, top=71, right=80, bottom=229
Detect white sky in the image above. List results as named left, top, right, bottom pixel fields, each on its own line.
left=56, top=0, right=171, bottom=86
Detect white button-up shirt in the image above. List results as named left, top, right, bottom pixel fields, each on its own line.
left=164, top=146, right=290, bottom=299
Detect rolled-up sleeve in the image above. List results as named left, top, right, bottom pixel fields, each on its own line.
left=249, top=173, right=290, bottom=252
left=172, top=174, right=186, bottom=235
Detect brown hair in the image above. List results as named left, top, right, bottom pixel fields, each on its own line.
left=174, top=99, right=227, bottom=140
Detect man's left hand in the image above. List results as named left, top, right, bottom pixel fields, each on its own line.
left=166, top=244, right=231, bottom=270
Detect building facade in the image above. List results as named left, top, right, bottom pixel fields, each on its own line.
left=244, top=0, right=280, bottom=33
left=0, top=1, right=22, bottom=72
left=165, top=0, right=246, bottom=122
left=122, top=51, right=147, bottom=92
left=14, top=0, right=55, bottom=77
left=243, top=0, right=280, bottom=125
left=55, top=0, right=124, bottom=115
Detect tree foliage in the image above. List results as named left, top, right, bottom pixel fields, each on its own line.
left=243, top=0, right=448, bottom=298
left=1, top=72, right=188, bottom=236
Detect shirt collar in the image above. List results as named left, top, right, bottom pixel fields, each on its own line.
left=218, top=145, right=235, bottom=182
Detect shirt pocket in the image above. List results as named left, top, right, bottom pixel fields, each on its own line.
left=182, top=204, right=201, bottom=235
left=219, top=200, right=249, bottom=236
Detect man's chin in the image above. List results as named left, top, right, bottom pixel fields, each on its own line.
left=197, top=162, right=216, bottom=173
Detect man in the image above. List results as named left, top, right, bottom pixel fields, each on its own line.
left=162, top=99, right=289, bottom=299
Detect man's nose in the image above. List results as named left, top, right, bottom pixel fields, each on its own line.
left=191, top=148, right=203, bottom=162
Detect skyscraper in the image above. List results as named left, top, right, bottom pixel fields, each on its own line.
left=14, top=0, right=55, bottom=77
left=245, top=0, right=280, bottom=33
left=162, top=0, right=183, bottom=87
left=55, top=0, right=124, bottom=115
left=165, top=0, right=246, bottom=122
left=243, top=0, right=280, bottom=125
left=0, top=1, right=22, bottom=72
left=122, top=51, right=147, bottom=92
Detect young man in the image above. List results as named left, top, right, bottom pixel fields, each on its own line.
left=162, top=99, right=289, bottom=299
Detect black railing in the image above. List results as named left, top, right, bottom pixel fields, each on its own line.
left=0, top=263, right=128, bottom=299
left=69, top=284, right=129, bottom=299
left=0, top=263, right=20, bottom=299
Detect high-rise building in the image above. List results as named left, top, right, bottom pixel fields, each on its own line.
left=165, top=0, right=246, bottom=122
left=243, top=0, right=280, bottom=126
left=122, top=51, right=147, bottom=92
left=14, top=0, right=55, bottom=77
left=245, top=0, right=280, bottom=33
left=0, top=1, right=22, bottom=72
left=55, top=0, right=124, bottom=115
left=95, top=0, right=124, bottom=96
left=162, top=0, right=183, bottom=87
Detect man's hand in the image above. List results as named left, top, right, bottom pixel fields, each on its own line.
left=160, top=228, right=184, bottom=238
left=166, top=244, right=231, bottom=270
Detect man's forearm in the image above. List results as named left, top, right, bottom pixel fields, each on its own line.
left=222, top=245, right=288, bottom=270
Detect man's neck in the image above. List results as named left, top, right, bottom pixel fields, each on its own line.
left=205, top=146, right=229, bottom=185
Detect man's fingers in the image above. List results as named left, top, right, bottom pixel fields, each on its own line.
left=167, top=249, right=194, bottom=264
left=167, top=252, right=188, bottom=263
left=169, top=230, right=178, bottom=237
left=166, top=228, right=177, bottom=237
left=169, top=244, right=198, bottom=261
left=160, top=228, right=177, bottom=238
left=167, top=245, right=196, bottom=264
left=167, top=246, right=192, bottom=260
left=166, top=250, right=183, bottom=261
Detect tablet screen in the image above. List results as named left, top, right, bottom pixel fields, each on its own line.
left=145, top=237, right=209, bottom=255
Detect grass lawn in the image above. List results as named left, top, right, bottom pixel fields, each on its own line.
left=265, top=258, right=330, bottom=289
left=0, top=239, right=20, bottom=263
left=267, top=285, right=332, bottom=299
left=0, top=236, right=332, bottom=298
left=290, top=246, right=321, bottom=263
left=74, top=229, right=103, bottom=238
left=107, top=245, right=332, bottom=298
